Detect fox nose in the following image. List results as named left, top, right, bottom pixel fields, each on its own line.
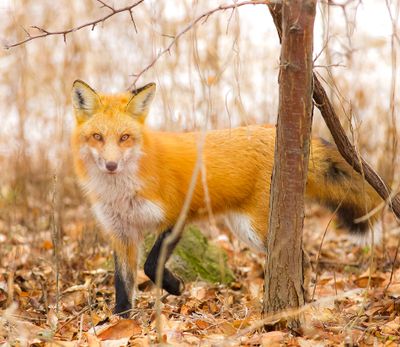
left=105, top=161, right=118, bottom=172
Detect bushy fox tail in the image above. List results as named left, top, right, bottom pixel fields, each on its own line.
left=306, top=138, right=381, bottom=234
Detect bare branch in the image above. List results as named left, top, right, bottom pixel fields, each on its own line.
left=95, top=0, right=115, bottom=11
left=129, top=9, right=138, bottom=33
left=313, top=76, right=400, bottom=220
left=129, top=0, right=271, bottom=88
left=5, top=0, right=144, bottom=49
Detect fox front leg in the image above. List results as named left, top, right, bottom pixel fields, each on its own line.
left=144, top=228, right=184, bottom=295
left=114, top=252, right=134, bottom=317
left=112, top=240, right=137, bottom=318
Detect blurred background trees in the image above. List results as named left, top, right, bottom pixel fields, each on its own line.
left=1, top=0, right=398, bottom=183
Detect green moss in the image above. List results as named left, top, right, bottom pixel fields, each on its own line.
left=141, top=226, right=235, bottom=284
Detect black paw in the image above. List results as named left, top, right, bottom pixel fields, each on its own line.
left=114, top=302, right=132, bottom=318
left=164, top=275, right=184, bottom=296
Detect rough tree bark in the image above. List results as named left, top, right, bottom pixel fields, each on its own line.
left=263, top=0, right=316, bottom=330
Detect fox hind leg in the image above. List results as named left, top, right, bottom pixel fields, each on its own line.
left=144, top=228, right=184, bottom=295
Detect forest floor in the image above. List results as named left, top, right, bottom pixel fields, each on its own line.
left=0, top=179, right=400, bottom=346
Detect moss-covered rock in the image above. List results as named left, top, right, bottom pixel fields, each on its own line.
left=142, top=226, right=235, bottom=284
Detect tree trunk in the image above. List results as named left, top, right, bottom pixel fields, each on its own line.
left=263, top=0, right=316, bottom=330
left=269, top=3, right=400, bottom=221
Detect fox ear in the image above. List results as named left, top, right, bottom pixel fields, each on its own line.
left=72, top=80, right=101, bottom=121
left=126, top=83, right=156, bottom=121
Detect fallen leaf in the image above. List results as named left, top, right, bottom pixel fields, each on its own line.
left=85, top=332, right=101, bottom=347
left=46, top=308, right=58, bottom=331
left=261, top=331, right=286, bottom=347
left=42, top=240, right=53, bottom=250
left=195, top=319, right=210, bottom=330
left=380, top=317, right=400, bottom=335
left=354, top=271, right=386, bottom=288
left=386, top=283, right=400, bottom=298
left=297, top=337, right=325, bottom=347
left=218, top=321, right=236, bottom=335
left=46, top=341, right=79, bottom=347
left=97, top=319, right=141, bottom=340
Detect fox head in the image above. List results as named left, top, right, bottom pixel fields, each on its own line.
left=71, top=80, right=156, bottom=175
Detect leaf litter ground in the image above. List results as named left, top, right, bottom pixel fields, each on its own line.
left=0, top=190, right=399, bottom=346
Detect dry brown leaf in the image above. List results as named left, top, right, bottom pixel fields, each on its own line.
left=297, top=337, right=325, bottom=347
left=150, top=313, right=174, bottom=331
left=46, top=308, right=58, bottom=331
left=97, top=319, right=141, bottom=340
left=190, top=286, right=207, bottom=300
left=354, top=271, right=386, bottom=288
left=386, top=283, right=400, bottom=298
left=231, top=317, right=251, bottom=329
left=195, top=319, right=210, bottom=330
left=129, top=337, right=151, bottom=347
left=42, top=240, right=53, bottom=250
left=46, top=341, right=79, bottom=347
left=380, top=317, right=400, bottom=335
left=180, top=301, right=196, bottom=315
left=85, top=332, right=102, bottom=347
left=364, top=304, right=384, bottom=317
left=208, top=301, right=219, bottom=314
left=62, top=284, right=89, bottom=294
left=249, top=278, right=263, bottom=298
left=261, top=331, right=286, bottom=347
left=0, top=288, right=7, bottom=306
left=61, top=290, right=86, bottom=309
left=218, top=321, right=237, bottom=335
left=316, top=276, right=332, bottom=286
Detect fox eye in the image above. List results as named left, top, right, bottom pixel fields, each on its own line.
left=120, top=134, right=130, bottom=142
left=93, top=133, right=103, bottom=141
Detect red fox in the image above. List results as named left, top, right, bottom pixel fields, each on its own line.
left=71, top=80, right=381, bottom=317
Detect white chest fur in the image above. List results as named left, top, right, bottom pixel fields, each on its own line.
left=82, top=171, right=164, bottom=242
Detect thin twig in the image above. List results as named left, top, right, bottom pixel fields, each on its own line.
left=6, top=249, right=16, bottom=308
left=154, top=116, right=208, bottom=341
left=151, top=2, right=271, bottom=339
left=233, top=288, right=364, bottom=339
left=51, top=174, right=60, bottom=314
left=5, top=0, right=144, bottom=49
left=383, top=0, right=400, bottom=294
left=77, top=313, right=84, bottom=346
left=129, top=0, right=270, bottom=89
left=95, top=0, right=115, bottom=11
left=384, top=235, right=400, bottom=293
left=384, top=0, right=399, bottom=200
left=311, top=200, right=343, bottom=301
left=354, top=187, right=400, bottom=223
left=55, top=306, right=90, bottom=334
